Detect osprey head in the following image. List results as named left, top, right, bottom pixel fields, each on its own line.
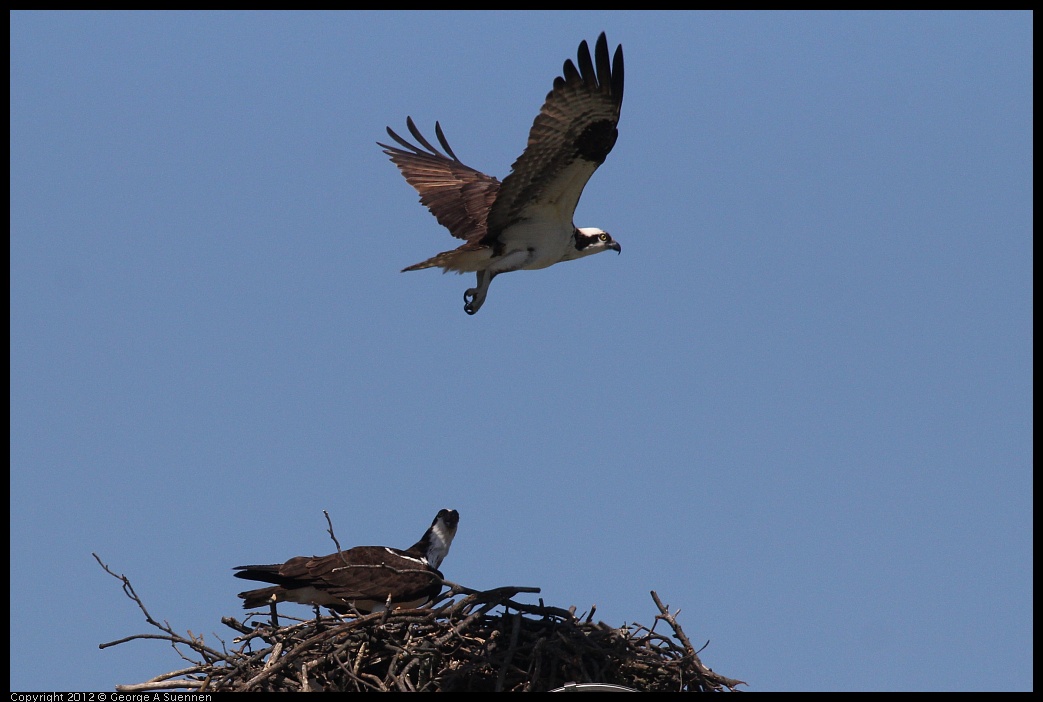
left=424, top=508, right=459, bottom=569
left=570, top=227, right=621, bottom=261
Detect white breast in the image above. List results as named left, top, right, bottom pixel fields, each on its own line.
left=494, top=215, right=575, bottom=272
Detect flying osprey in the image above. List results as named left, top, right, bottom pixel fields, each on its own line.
left=380, top=33, right=624, bottom=314
left=233, top=508, right=458, bottom=614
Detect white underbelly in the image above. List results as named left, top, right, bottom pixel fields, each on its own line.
left=493, top=219, right=573, bottom=272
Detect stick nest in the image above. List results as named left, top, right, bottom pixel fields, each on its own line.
left=95, top=553, right=746, bottom=692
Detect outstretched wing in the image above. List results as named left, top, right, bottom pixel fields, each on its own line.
left=378, top=116, right=501, bottom=244
left=486, top=33, right=624, bottom=238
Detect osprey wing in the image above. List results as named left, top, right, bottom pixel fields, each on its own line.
left=379, top=117, right=501, bottom=244
left=320, top=548, right=444, bottom=605
left=486, top=33, right=624, bottom=239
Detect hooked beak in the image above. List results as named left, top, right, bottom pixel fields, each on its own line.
left=610, top=241, right=621, bottom=254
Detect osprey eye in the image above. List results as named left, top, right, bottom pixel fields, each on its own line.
left=599, top=233, right=608, bottom=242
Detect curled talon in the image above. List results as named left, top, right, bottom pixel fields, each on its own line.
left=463, top=287, right=485, bottom=315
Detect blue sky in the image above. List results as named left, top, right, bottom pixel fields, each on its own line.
left=10, top=11, right=1032, bottom=692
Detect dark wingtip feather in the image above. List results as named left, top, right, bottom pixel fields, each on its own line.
left=592, top=33, right=624, bottom=106
left=612, top=44, right=625, bottom=106
left=594, top=34, right=609, bottom=86
left=434, top=121, right=460, bottom=162
left=577, top=38, right=598, bottom=91
left=561, top=57, right=582, bottom=85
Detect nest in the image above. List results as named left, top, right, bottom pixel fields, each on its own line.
left=95, top=553, right=746, bottom=692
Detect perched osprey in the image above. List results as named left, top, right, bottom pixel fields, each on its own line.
left=380, top=33, right=624, bottom=314
left=233, top=508, right=458, bottom=614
